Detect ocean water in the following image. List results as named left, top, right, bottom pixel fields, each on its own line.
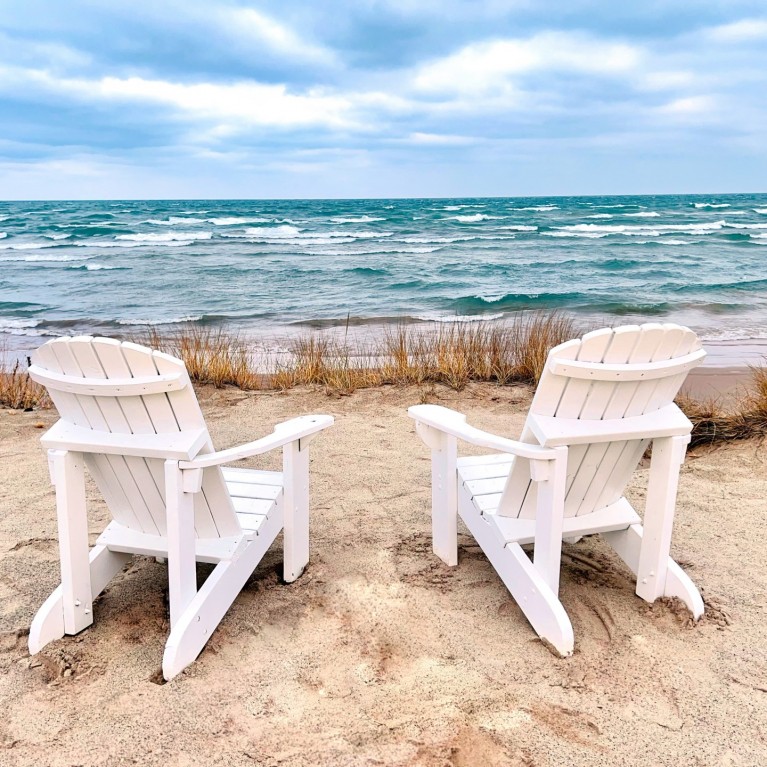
left=2, top=194, right=767, bottom=353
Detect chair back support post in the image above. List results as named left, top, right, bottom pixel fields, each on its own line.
left=635, top=434, right=690, bottom=602
left=164, top=459, right=199, bottom=628
left=51, top=449, right=94, bottom=635
left=530, top=447, right=568, bottom=594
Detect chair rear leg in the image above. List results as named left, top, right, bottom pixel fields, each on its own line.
left=603, top=524, right=704, bottom=619
left=635, top=436, right=689, bottom=603
left=29, top=545, right=131, bottom=654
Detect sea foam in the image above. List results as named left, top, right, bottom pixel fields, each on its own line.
left=116, top=231, right=213, bottom=242
left=453, top=214, right=505, bottom=223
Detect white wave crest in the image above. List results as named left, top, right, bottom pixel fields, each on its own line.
left=242, top=225, right=301, bottom=239
left=145, top=217, right=207, bottom=225
left=242, top=226, right=391, bottom=241
left=117, top=315, right=203, bottom=326
left=556, top=220, right=726, bottom=235
left=541, top=232, right=611, bottom=238
left=43, top=233, right=72, bottom=240
left=657, top=239, right=689, bottom=245
left=0, top=253, right=87, bottom=262
left=585, top=214, right=613, bottom=219
left=415, top=313, right=505, bottom=323
left=312, top=246, right=440, bottom=256
left=115, top=231, right=212, bottom=242
left=0, top=318, right=45, bottom=336
left=82, top=240, right=193, bottom=248
left=207, top=217, right=274, bottom=226
left=726, top=222, right=767, bottom=229
left=0, top=232, right=6, bottom=239
left=400, top=236, right=467, bottom=244
left=513, top=205, right=558, bottom=211
left=71, top=263, right=123, bottom=270
left=754, top=208, right=767, bottom=214
left=693, top=202, right=730, bottom=208
left=453, top=214, right=505, bottom=223
left=330, top=216, right=386, bottom=224
left=0, top=241, right=66, bottom=250
left=624, top=211, right=661, bottom=217
left=497, top=225, right=537, bottom=231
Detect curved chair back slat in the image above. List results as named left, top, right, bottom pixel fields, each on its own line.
left=497, top=323, right=705, bottom=519
left=30, top=336, right=241, bottom=538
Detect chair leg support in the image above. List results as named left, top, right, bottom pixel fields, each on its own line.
left=603, top=524, right=704, bottom=619
left=460, top=506, right=573, bottom=657
left=29, top=544, right=132, bottom=654
left=282, top=440, right=310, bottom=583
left=162, top=507, right=282, bottom=680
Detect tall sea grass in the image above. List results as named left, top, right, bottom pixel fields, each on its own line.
left=1, top=315, right=765, bottom=448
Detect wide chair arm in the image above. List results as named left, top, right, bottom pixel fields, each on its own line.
left=528, top=403, right=692, bottom=448
left=179, top=415, right=334, bottom=470
left=408, top=405, right=557, bottom=461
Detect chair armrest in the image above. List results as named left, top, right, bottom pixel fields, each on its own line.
left=41, top=420, right=208, bottom=460
left=179, top=415, right=334, bottom=469
left=408, top=405, right=557, bottom=461
left=528, top=403, right=692, bottom=448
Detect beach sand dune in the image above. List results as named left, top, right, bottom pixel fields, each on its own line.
left=0, top=384, right=765, bottom=766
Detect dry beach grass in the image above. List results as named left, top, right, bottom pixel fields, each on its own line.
left=2, top=314, right=766, bottom=449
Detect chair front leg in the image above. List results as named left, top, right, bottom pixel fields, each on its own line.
left=164, top=460, right=198, bottom=628
left=415, top=423, right=458, bottom=567
left=50, top=449, right=93, bottom=635
left=636, top=435, right=689, bottom=603
left=282, top=439, right=310, bottom=582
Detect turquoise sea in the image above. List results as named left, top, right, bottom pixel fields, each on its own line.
left=2, top=194, right=767, bottom=355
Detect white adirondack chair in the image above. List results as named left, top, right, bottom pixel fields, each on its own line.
left=409, top=323, right=706, bottom=656
left=27, top=336, right=333, bottom=679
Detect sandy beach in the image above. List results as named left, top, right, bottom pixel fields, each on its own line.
left=1, top=381, right=766, bottom=766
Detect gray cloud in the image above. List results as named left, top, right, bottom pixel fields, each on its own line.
left=0, top=1, right=765, bottom=198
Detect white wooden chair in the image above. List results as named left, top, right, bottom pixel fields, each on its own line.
left=409, top=323, right=706, bottom=656
left=27, top=336, right=333, bottom=679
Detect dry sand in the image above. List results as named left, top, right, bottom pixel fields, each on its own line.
left=1, top=382, right=766, bottom=766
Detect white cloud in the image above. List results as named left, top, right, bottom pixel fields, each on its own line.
left=639, top=70, right=697, bottom=92
left=656, top=95, right=718, bottom=117
left=414, top=32, right=642, bottom=94
left=216, top=7, right=336, bottom=66
left=406, top=132, right=476, bottom=145
left=706, top=18, right=767, bottom=42
left=0, top=67, right=357, bottom=131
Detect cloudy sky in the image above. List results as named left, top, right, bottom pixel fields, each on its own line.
left=1, top=1, right=766, bottom=199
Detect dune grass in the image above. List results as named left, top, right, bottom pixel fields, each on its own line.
left=0, top=359, right=49, bottom=410
left=2, top=315, right=766, bottom=448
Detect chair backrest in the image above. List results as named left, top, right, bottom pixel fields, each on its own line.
left=497, top=323, right=704, bottom=519
left=30, top=336, right=241, bottom=538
